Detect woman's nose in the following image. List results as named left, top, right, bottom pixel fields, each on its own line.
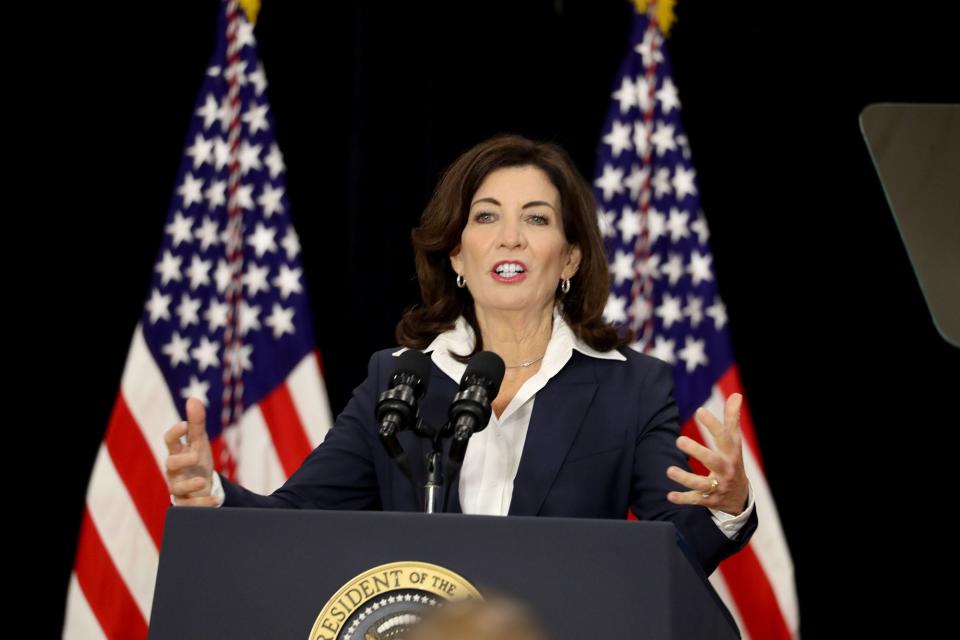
left=497, top=214, right=524, bottom=248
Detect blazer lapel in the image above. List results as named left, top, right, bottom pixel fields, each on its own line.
left=508, top=354, right=597, bottom=516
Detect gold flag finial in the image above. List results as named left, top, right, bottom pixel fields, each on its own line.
left=239, top=0, right=261, bottom=25
left=632, top=0, right=677, bottom=36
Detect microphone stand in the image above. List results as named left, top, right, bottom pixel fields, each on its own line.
left=423, top=451, right=442, bottom=514
left=409, top=417, right=450, bottom=514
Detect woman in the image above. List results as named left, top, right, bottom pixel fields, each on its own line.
left=165, top=134, right=755, bottom=576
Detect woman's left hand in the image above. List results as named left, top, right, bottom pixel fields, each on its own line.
left=665, top=393, right=749, bottom=516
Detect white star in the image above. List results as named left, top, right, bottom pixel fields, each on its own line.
left=235, top=20, right=255, bottom=49
left=624, top=164, right=648, bottom=202
left=618, top=205, right=641, bottom=244
left=232, top=343, right=252, bottom=376
left=257, top=183, right=284, bottom=218
left=247, top=223, right=278, bottom=258
left=226, top=342, right=252, bottom=375
left=632, top=121, right=650, bottom=157
left=238, top=140, right=263, bottom=175
left=672, top=165, right=697, bottom=200
left=593, top=164, right=624, bottom=202
left=162, top=332, right=191, bottom=367
left=220, top=218, right=241, bottom=248
left=215, top=259, right=234, bottom=293
left=597, top=208, right=616, bottom=238
left=216, top=96, right=233, bottom=133
left=205, top=179, right=227, bottom=210
left=640, top=254, right=662, bottom=279
left=176, top=293, right=202, bottom=328
left=603, top=293, right=628, bottom=324
left=155, top=250, right=183, bottom=286
left=194, top=216, right=220, bottom=251
left=243, top=262, right=271, bottom=296
left=612, top=76, right=638, bottom=114
left=177, top=173, right=204, bottom=208
left=656, top=77, right=681, bottom=113
left=224, top=59, right=248, bottom=88
left=181, top=376, right=210, bottom=406
left=206, top=65, right=220, bottom=77
left=195, top=94, right=219, bottom=130
left=629, top=295, right=652, bottom=323
left=691, top=213, right=710, bottom=245
left=610, top=250, right=635, bottom=286
left=239, top=301, right=261, bottom=336
left=185, top=135, right=212, bottom=171
left=650, top=122, right=677, bottom=156
left=684, top=295, right=704, bottom=328
left=264, top=143, right=285, bottom=179
left=213, top=137, right=231, bottom=171
left=635, top=75, right=653, bottom=113
left=666, top=208, right=690, bottom=242
left=248, top=62, right=268, bottom=96
left=235, top=184, right=255, bottom=210
left=281, top=227, right=301, bottom=260
left=688, top=250, right=714, bottom=286
left=242, top=102, right=270, bottom=134
left=274, top=264, right=303, bottom=299
left=603, top=120, right=633, bottom=158
left=649, top=337, right=676, bottom=364
left=185, top=255, right=212, bottom=289
left=655, top=293, right=684, bottom=328
left=165, top=212, right=194, bottom=248
left=145, top=289, right=172, bottom=324
left=192, top=336, right=220, bottom=372
left=706, top=298, right=728, bottom=330
left=678, top=337, right=708, bottom=373
left=265, top=303, right=296, bottom=339
left=652, top=168, right=672, bottom=199
left=645, top=207, right=667, bottom=244
left=205, top=300, right=229, bottom=332
left=634, top=29, right=664, bottom=67
left=676, top=134, right=692, bottom=160
left=219, top=224, right=232, bottom=248
left=662, top=252, right=685, bottom=285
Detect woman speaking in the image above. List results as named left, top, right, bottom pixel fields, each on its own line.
left=165, top=134, right=756, bottom=576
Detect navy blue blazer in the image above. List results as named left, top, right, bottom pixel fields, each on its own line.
left=221, top=346, right=758, bottom=576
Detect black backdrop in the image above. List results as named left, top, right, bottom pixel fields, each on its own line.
left=27, top=1, right=959, bottom=636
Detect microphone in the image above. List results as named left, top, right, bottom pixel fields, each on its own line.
left=375, top=350, right=432, bottom=479
left=447, top=351, right=505, bottom=468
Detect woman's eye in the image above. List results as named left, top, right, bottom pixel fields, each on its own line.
left=474, top=212, right=495, bottom=223
left=527, top=214, right=548, bottom=225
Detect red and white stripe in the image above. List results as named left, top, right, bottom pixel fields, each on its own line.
left=681, top=365, right=800, bottom=639
left=62, top=324, right=329, bottom=638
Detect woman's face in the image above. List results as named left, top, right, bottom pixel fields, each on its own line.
left=450, top=165, right=581, bottom=316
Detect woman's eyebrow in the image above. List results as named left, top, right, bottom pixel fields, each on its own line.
left=470, top=197, right=556, bottom=211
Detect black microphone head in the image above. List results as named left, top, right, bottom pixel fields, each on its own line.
left=461, top=351, right=505, bottom=398
left=392, top=349, right=432, bottom=398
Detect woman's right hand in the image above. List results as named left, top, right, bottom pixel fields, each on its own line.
left=164, top=397, right=218, bottom=507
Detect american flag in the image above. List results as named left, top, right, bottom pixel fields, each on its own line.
left=595, top=2, right=799, bottom=638
left=63, top=1, right=332, bottom=637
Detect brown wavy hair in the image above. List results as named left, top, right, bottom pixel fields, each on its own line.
left=396, top=134, right=632, bottom=362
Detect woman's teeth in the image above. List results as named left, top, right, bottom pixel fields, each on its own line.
left=495, top=264, right=525, bottom=275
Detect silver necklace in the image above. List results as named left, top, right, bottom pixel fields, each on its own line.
left=505, top=353, right=546, bottom=368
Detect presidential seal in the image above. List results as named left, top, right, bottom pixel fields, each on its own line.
left=308, top=561, right=482, bottom=640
